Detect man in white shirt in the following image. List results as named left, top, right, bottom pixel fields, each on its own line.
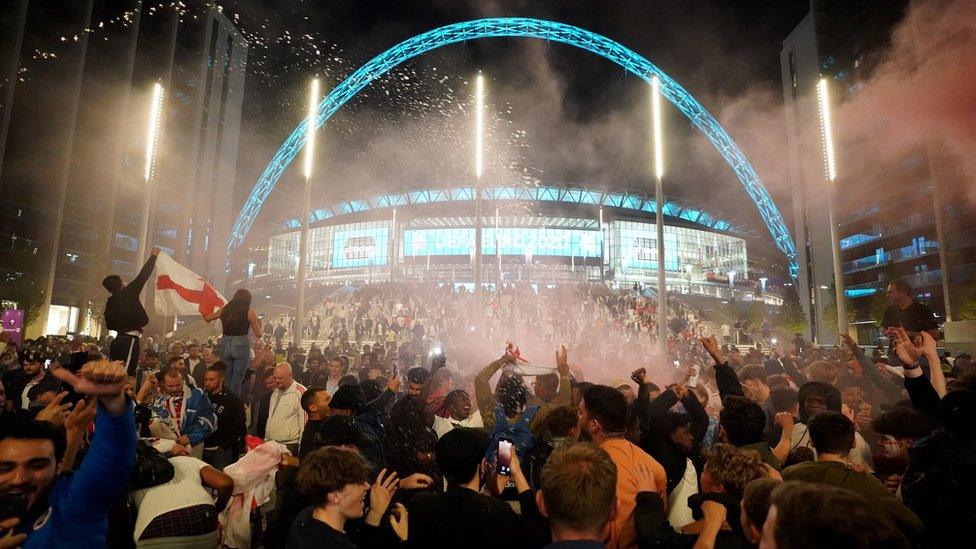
left=432, top=390, right=484, bottom=439
left=266, top=362, right=307, bottom=453
left=129, top=455, right=233, bottom=547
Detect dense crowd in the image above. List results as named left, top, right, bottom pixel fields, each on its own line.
left=0, top=252, right=973, bottom=548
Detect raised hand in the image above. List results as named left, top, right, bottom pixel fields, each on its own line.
left=700, top=500, right=727, bottom=524
left=65, top=398, right=97, bottom=435
left=700, top=336, right=723, bottom=363
left=555, top=345, right=569, bottom=376
left=53, top=359, right=128, bottom=415
left=775, top=411, right=794, bottom=431
left=389, top=502, right=408, bottom=541
left=35, top=391, right=72, bottom=427
left=634, top=461, right=658, bottom=493
left=839, top=333, right=861, bottom=356
left=368, top=468, right=400, bottom=520
left=631, top=367, right=646, bottom=386
left=891, top=328, right=922, bottom=366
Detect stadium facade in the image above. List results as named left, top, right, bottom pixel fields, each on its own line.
left=258, top=184, right=779, bottom=305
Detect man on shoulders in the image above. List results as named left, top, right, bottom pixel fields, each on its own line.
left=103, top=247, right=160, bottom=376
left=882, top=279, right=939, bottom=366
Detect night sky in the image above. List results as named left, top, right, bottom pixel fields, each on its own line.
left=224, top=0, right=808, bottom=248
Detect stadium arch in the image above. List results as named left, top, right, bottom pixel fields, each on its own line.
left=228, top=17, right=799, bottom=277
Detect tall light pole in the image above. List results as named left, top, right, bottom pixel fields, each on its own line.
left=295, top=77, right=319, bottom=348
left=473, top=73, right=485, bottom=298
left=817, top=77, right=848, bottom=340
left=652, top=76, right=668, bottom=362
left=135, top=82, right=164, bottom=264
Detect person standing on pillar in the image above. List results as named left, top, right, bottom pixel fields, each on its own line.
left=205, top=289, right=263, bottom=398
left=102, top=246, right=160, bottom=376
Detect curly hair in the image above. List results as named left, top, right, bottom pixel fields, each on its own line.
left=298, top=446, right=370, bottom=508
left=703, top=443, right=769, bottom=498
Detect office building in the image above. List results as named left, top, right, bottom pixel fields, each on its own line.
left=0, top=1, right=247, bottom=337
left=780, top=0, right=975, bottom=346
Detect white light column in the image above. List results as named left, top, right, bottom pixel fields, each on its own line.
left=652, top=76, right=668, bottom=362
left=135, top=82, right=164, bottom=264
left=473, top=73, right=485, bottom=297
left=295, top=77, right=319, bottom=349
left=817, top=78, right=848, bottom=339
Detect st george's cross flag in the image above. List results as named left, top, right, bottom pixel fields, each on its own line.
left=154, top=252, right=226, bottom=318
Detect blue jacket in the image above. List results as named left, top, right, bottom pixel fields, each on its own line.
left=24, top=401, right=137, bottom=548
left=151, top=384, right=216, bottom=445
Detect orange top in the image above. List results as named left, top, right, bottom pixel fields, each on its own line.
left=600, top=438, right=668, bottom=549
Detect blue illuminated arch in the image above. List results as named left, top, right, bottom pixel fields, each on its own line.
left=229, top=17, right=799, bottom=277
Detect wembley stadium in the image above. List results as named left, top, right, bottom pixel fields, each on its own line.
left=253, top=183, right=781, bottom=305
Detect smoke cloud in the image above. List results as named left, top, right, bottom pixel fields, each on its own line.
left=835, top=0, right=976, bottom=199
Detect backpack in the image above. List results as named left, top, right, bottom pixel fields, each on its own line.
left=127, top=441, right=174, bottom=491
left=487, top=405, right=539, bottom=463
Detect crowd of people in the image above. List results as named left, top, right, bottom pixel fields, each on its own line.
left=0, top=253, right=973, bottom=548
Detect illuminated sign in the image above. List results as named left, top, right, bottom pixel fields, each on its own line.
left=332, top=228, right=389, bottom=268
left=402, top=227, right=602, bottom=258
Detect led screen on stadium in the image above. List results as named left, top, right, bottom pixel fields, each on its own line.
left=332, top=227, right=389, bottom=268
left=402, top=227, right=603, bottom=258
left=618, top=224, right=679, bottom=271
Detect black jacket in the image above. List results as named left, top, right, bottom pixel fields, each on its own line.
left=407, top=486, right=548, bottom=549
left=4, top=370, right=62, bottom=411
left=635, top=492, right=750, bottom=549
left=104, top=255, right=157, bottom=333
left=636, top=386, right=710, bottom=493
left=249, top=390, right=273, bottom=438
left=205, top=388, right=247, bottom=452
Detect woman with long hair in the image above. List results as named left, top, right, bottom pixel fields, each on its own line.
left=205, top=289, right=262, bottom=397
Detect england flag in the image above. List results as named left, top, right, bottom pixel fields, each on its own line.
left=154, top=252, right=227, bottom=318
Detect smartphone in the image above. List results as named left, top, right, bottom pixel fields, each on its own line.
left=0, top=492, right=28, bottom=521
left=497, top=438, right=514, bottom=476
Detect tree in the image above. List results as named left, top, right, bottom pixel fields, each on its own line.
left=822, top=298, right=857, bottom=334
left=778, top=285, right=808, bottom=334
left=0, top=270, right=46, bottom=329
left=869, top=292, right=889, bottom=325
left=957, top=280, right=976, bottom=320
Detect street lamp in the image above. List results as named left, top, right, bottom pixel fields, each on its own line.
left=817, top=77, right=849, bottom=339
left=651, top=76, right=668, bottom=363
left=135, top=82, right=164, bottom=264
left=295, top=77, right=320, bottom=348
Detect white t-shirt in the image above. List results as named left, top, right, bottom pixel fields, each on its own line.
left=130, top=456, right=214, bottom=541
left=432, top=409, right=484, bottom=439
left=790, top=423, right=875, bottom=471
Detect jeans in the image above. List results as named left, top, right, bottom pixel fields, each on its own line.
left=218, top=335, right=251, bottom=398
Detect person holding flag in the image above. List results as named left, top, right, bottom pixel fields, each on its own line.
left=204, top=289, right=263, bottom=398
left=102, top=246, right=159, bottom=376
